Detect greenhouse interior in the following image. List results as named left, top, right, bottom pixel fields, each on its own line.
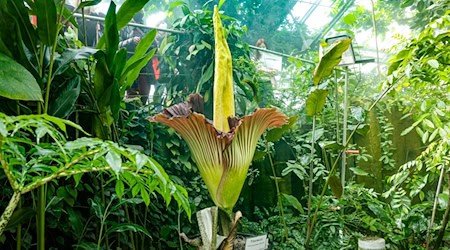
left=0, top=0, right=449, bottom=249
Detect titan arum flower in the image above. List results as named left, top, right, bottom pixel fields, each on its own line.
left=148, top=6, right=287, bottom=213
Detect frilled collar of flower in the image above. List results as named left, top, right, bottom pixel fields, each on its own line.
left=148, top=6, right=287, bottom=213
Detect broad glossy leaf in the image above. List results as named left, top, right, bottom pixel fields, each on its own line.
left=120, top=49, right=155, bottom=93
left=313, top=38, right=351, bottom=85
left=113, top=48, right=127, bottom=79
left=7, top=1, right=39, bottom=54
left=328, top=175, right=343, bottom=199
left=305, top=89, right=328, bottom=116
left=54, top=47, right=98, bottom=76
left=35, top=0, right=58, bottom=45
left=48, top=76, right=81, bottom=118
left=116, top=0, right=149, bottom=30
left=103, top=2, right=119, bottom=67
left=0, top=53, right=42, bottom=101
left=97, top=0, right=149, bottom=48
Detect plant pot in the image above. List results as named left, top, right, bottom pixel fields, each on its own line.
left=358, top=237, right=385, bottom=250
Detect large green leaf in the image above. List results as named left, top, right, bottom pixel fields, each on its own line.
left=35, top=0, right=58, bottom=46
left=48, top=76, right=81, bottom=118
left=305, top=89, right=328, bottom=116
left=54, top=47, right=98, bottom=76
left=103, top=2, right=119, bottom=68
left=313, top=38, right=352, bottom=85
left=97, top=0, right=149, bottom=49
left=0, top=53, right=42, bottom=101
left=116, top=0, right=150, bottom=30
left=7, top=1, right=39, bottom=54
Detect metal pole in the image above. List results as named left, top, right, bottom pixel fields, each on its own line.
left=341, top=66, right=349, bottom=189
left=72, top=13, right=185, bottom=34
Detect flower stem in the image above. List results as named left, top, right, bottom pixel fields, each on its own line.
left=266, top=140, right=288, bottom=242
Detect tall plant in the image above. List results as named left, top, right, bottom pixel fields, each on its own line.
left=150, top=5, right=287, bottom=248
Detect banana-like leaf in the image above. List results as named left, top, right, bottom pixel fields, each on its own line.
left=313, top=38, right=351, bottom=85
left=35, top=0, right=58, bottom=46
left=97, top=0, right=149, bottom=48
left=305, top=89, right=328, bottom=116
left=104, top=2, right=119, bottom=68
left=0, top=53, right=42, bottom=101
left=48, top=76, right=81, bottom=118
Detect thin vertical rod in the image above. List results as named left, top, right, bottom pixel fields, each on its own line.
left=341, top=66, right=349, bottom=189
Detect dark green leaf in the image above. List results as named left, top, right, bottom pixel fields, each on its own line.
left=89, top=198, right=104, bottom=219
left=54, top=47, right=97, bottom=76
left=0, top=53, right=42, bottom=101
left=97, top=0, right=148, bottom=48
left=5, top=207, right=35, bottom=230
left=113, top=48, right=128, bottom=79
left=7, top=1, right=39, bottom=54
left=196, top=63, right=214, bottom=93
left=116, top=0, right=149, bottom=30
left=305, top=89, right=328, bottom=116
left=120, top=49, right=156, bottom=93
left=103, top=2, right=119, bottom=67
left=328, top=175, right=343, bottom=199
left=48, top=76, right=81, bottom=118
left=35, top=0, right=58, bottom=45
left=76, top=0, right=101, bottom=11
left=313, top=38, right=351, bottom=85
left=115, top=180, right=125, bottom=199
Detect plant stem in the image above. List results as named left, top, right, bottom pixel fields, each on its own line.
left=124, top=205, right=136, bottom=250
left=178, top=209, right=183, bottom=250
left=305, top=116, right=316, bottom=248
left=426, top=165, right=445, bottom=249
left=0, top=192, right=21, bottom=236
left=16, top=199, right=22, bottom=250
left=37, top=185, right=45, bottom=250
left=305, top=82, right=398, bottom=244
left=266, top=140, right=288, bottom=241
left=433, top=171, right=450, bottom=249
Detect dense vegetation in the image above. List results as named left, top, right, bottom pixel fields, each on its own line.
left=0, top=0, right=448, bottom=249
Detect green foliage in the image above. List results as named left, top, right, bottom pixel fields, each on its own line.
left=313, top=38, right=351, bottom=85
left=0, top=53, right=42, bottom=101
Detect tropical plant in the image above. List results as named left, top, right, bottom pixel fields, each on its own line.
left=150, top=5, right=287, bottom=248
